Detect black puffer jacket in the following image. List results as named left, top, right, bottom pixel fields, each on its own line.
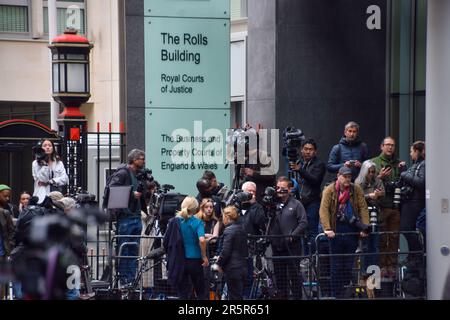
left=400, top=158, right=425, bottom=202
left=327, top=137, right=369, bottom=179
left=241, top=202, right=267, bottom=236
left=217, top=219, right=248, bottom=279
left=292, top=156, right=326, bottom=205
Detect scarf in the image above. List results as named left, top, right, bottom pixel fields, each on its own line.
left=335, top=180, right=350, bottom=212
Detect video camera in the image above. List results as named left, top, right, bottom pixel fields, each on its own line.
left=136, top=168, right=154, bottom=193
left=261, top=186, right=278, bottom=216
left=147, top=184, right=186, bottom=235
left=282, top=127, right=305, bottom=165
left=216, top=185, right=252, bottom=211
left=32, top=144, right=48, bottom=164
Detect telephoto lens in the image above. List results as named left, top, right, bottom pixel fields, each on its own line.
left=393, top=187, right=402, bottom=209
left=368, top=206, right=378, bottom=233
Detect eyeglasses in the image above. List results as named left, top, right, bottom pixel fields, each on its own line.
left=384, top=144, right=395, bottom=147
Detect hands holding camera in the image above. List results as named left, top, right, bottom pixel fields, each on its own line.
left=344, top=160, right=361, bottom=168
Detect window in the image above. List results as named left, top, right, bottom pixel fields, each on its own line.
left=0, top=4, right=29, bottom=33
left=0, top=102, right=50, bottom=127
left=43, top=1, right=86, bottom=35
left=388, top=0, right=426, bottom=163
left=231, top=0, right=247, bottom=21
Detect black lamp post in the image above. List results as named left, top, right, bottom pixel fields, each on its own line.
left=49, top=28, right=93, bottom=194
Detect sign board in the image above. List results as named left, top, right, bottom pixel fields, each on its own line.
left=146, top=109, right=230, bottom=195
left=144, top=0, right=230, bottom=195
left=144, top=0, right=229, bottom=19
left=144, top=17, right=230, bottom=109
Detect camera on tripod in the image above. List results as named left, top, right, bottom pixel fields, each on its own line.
left=146, top=184, right=186, bottom=235
left=282, top=127, right=305, bottom=165
left=135, top=168, right=154, bottom=193
left=261, top=186, right=278, bottom=217
left=220, top=189, right=253, bottom=210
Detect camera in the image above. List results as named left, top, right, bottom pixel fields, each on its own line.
left=386, top=179, right=414, bottom=208
left=136, top=168, right=154, bottom=193
left=217, top=186, right=253, bottom=210
left=282, top=127, right=305, bottom=165
left=221, top=189, right=253, bottom=210
left=261, top=186, right=278, bottom=217
left=147, top=184, right=186, bottom=235
left=32, top=145, right=48, bottom=163
left=336, top=211, right=370, bottom=233
left=368, top=205, right=379, bottom=233
left=12, top=192, right=106, bottom=299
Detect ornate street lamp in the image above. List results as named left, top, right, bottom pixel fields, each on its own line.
left=49, top=28, right=93, bottom=118
left=49, top=28, right=93, bottom=194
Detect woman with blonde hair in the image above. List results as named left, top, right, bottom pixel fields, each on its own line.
left=171, top=196, right=209, bottom=299
left=215, top=206, right=248, bottom=300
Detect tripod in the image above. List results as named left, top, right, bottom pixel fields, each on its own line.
left=122, top=249, right=165, bottom=300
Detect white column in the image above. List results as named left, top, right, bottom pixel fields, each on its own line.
left=48, top=0, right=59, bottom=130
left=426, top=0, right=450, bottom=300
left=31, top=0, right=44, bottom=39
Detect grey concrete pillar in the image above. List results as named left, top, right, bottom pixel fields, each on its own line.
left=247, top=0, right=277, bottom=129
left=426, top=0, right=450, bottom=300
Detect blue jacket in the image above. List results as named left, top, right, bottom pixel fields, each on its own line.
left=163, top=217, right=185, bottom=288
left=327, top=137, right=369, bottom=179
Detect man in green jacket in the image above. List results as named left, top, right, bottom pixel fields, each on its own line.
left=371, top=137, right=406, bottom=279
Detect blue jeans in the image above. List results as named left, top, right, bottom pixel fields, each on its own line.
left=330, top=222, right=359, bottom=298
left=304, top=200, right=321, bottom=255
left=13, top=282, right=23, bottom=299
left=117, top=215, right=142, bottom=285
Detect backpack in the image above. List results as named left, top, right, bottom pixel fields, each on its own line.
left=102, top=165, right=130, bottom=210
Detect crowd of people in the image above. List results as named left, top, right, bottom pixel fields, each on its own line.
left=0, top=122, right=428, bottom=299
left=157, top=121, right=427, bottom=300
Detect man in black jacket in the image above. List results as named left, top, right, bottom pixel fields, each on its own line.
left=216, top=206, right=248, bottom=300
left=290, top=138, right=325, bottom=253
left=108, top=149, right=146, bottom=285
left=241, top=181, right=267, bottom=236
left=327, top=121, right=369, bottom=181
left=269, top=176, right=308, bottom=299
